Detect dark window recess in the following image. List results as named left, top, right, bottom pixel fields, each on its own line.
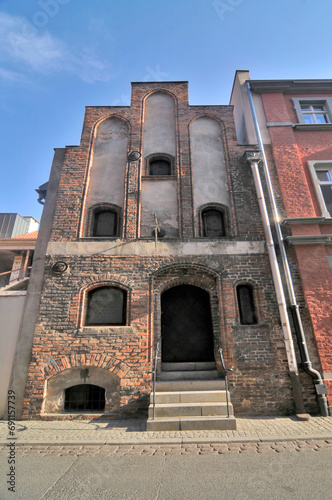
left=93, top=210, right=117, bottom=237
left=85, top=286, right=126, bottom=326
left=64, top=384, right=105, bottom=411
left=149, top=159, right=171, bottom=176
left=202, top=209, right=225, bottom=237
left=237, top=285, right=257, bottom=325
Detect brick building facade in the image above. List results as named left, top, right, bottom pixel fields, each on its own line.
left=231, top=71, right=332, bottom=415
left=20, top=81, right=323, bottom=421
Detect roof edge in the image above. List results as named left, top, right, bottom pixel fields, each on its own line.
left=250, top=79, right=332, bottom=94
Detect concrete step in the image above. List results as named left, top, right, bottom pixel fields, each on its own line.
left=161, top=362, right=216, bottom=371
left=159, top=369, right=220, bottom=381
left=150, top=390, right=228, bottom=404
left=155, top=379, right=226, bottom=391
left=147, top=415, right=237, bottom=431
left=148, top=402, right=233, bottom=418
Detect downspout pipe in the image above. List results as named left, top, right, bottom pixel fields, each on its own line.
left=245, top=151, right=305, bottom=415
left=245, top=81, right=329, bottom=416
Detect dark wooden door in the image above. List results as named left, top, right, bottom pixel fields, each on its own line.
left=161, top=285, right=215, bottom=362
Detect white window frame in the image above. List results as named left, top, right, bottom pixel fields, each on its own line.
left=308, top=161, right=332, bottom=218
left=293, top=97, right=332, bottom=125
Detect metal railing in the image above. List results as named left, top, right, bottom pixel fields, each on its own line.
left=151, top=340, right=160, bottom=420
left=218, top=346, right=233, bottom=418
left=0, top=266, right=32, bottom=288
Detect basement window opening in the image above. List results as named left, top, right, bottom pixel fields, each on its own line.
left=64, top=384, right=105, bottom=411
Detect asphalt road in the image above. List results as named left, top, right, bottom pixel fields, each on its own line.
left=1, top=448, right=332, bottom=500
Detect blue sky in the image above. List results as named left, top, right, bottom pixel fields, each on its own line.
left=1, top=0, right=331, bottom=221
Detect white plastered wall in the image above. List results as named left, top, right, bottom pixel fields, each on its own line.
left=0, top=293, right=26, bottom=418
left=230, top=70, right=270, bottom=145
left=85, top=117, right=129, bottom=209
left=190, top=116, right=230, bottom=211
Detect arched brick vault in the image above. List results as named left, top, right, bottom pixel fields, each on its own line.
left=41, top=359, right=150, bottom=414
left=149, top=263, right=227, bottom=369
left=43, top=353, right=132, bottom=380
left=142, top=88, right=179, bottom=106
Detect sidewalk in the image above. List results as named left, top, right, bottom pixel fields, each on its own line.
left=1, top=416, right=332, bottom=446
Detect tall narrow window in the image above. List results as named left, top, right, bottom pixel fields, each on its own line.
left=64, top=384, right=105, bottom=411
left=315, top=167, right=332, bottom=216
left=237, top=284, right=257, bottom=325
left=202, top=209, right=225, bottom=237
left=93, top=210, right=117, bottom=237
left=85, top=286, right=126, bottom=326
left=308, top=162, right=332, bottom=217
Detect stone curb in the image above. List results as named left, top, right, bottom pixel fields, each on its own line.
left=1, top=433, right=332, bottom=447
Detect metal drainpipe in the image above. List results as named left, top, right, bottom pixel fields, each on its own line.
left=245, top=81, right=329, bottom=416
left=245, top=151, right=304, bottom=415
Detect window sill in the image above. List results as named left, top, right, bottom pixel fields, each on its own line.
left=76, top=326, right=133, bottom=336
left=141, top=175, right=177, bottom=180
left=283, top=217, right=332, bottom=225
left=195, top=236, right=231, bottom=240
left=233, top=323, right=268, bottom=329
left=293, top=123, right=332, bottom=131
left=286, top=235, right=332, bottom=245
left=79, top=237, right=121, bottom=241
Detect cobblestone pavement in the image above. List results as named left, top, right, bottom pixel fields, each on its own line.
left=1, top=439, right=332, bottom=456
left=1, top=416, right=332, bottom=447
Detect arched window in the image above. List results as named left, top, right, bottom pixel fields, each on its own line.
left=93, top=210, right=117, bottom=237
left=237, top=284, right=257, bottom=325
left=85, top=286, right=127, bottom=326
left=202, top=209, right=225, bottom=237
left=64, top=384, right=105, bottom=411
left=149, top=158, right=171, bottom=176
left=89, top=205, right=121, bottom=238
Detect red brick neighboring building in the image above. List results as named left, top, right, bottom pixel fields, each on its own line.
left=17, top=80, right=325, bottom=423
left=231, top=71, right=332, bottom=415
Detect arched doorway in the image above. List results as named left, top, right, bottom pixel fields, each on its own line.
left=161, top=285, right=215, bottom=362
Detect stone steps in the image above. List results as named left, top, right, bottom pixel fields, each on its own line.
left=152, top=390, right=228, bottom=403
left=149, top=401, right=232, bottom=418
left=147, top=415, right=237, bottom=431
left=158, top=369, right=220, bottom=381
left=147, top=362, right=236, bottom=431
left=155, top=379, right=226, bottom=391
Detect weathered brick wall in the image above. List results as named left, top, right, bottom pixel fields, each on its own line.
left=22, top=82, right=322, bottom=418
left=22, top=252, right=313, bottom=418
